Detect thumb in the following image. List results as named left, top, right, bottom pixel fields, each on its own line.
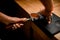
left=15, top=18, right=27, bottom=23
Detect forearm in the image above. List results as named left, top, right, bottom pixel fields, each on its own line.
left=0, top=12, right=10, bottom=23
left=40, top=0, right=53, bottom=12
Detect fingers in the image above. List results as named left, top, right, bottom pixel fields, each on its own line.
left=6, top=17, right=27, bottom=30
left=11, top=18, right=27, bottom=30
left=12, top=24, right=17, bottom=30
left=12, top=23, right=24, bottom=30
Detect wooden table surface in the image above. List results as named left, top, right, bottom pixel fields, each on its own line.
left=15, top=0, right=60, bottom=17
left=15, top=0, right=60, bottom=40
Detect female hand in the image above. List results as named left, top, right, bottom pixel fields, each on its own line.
left=3, top=17, right=27, bottom=30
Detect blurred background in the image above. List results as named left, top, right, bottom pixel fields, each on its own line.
left=15, top=0, right=60, bottom=17
left=15, top=0, right=60, bottom=40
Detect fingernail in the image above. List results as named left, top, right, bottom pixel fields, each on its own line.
left=20, top=24, right=24, bottom=26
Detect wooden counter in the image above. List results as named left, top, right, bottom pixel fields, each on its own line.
left=15, top=0, right=60, bottom=40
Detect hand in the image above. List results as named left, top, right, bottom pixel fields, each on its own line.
left=30, top=9, right=52, bottom=23
left=40, top=9, right=52, bottom=23
left=2, top=16, right=27, bottom=30
left=0, top=12, right=27, bottom=30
